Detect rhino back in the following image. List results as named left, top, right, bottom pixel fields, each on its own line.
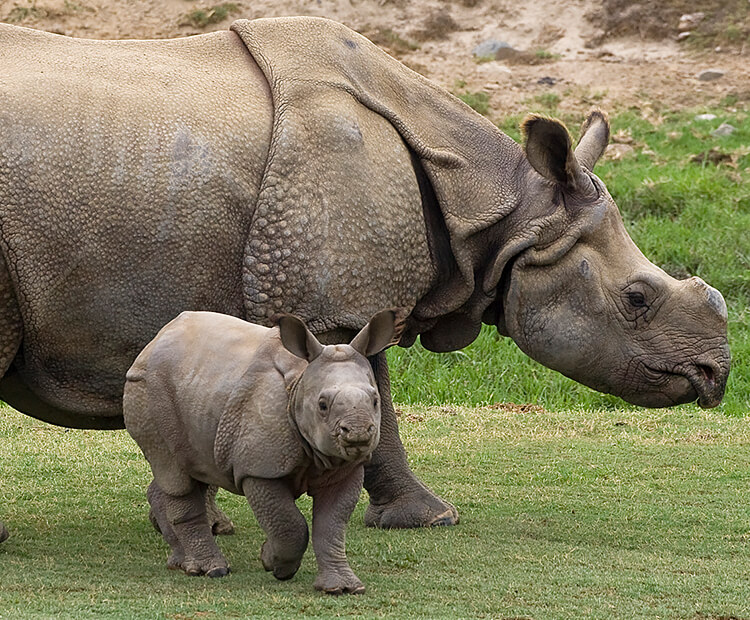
left=125, top=311, right=284, bottom=490
left=0, top=26, right=274, bottom=416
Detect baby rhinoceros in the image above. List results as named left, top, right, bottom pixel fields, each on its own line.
left=123, top=309, right=402, bottom=594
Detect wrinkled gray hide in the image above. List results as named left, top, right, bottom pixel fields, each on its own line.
left=124, top=309, right=401, bottom=593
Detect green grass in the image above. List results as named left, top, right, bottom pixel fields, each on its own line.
left=391, top=104, right=750, bottom=416
left=2, top=404, right=750, bottom=618
left=182, top=3, right=239, bottom=28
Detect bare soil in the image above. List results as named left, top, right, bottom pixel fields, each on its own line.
left=2, top=0, right=748, bottom=119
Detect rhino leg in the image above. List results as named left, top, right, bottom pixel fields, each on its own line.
left=0, top=255, right=24, bottom=544
left=242, top=477, right=309, bottom=581
left=148, top=480, right=229, bottom=578
left=310, top=465, right=366, bottom=595
left=364, top=353, right=459, bottom=529
left=205, top=485, right=235, bottom=536
left=151, top=484, right=235, bottom=537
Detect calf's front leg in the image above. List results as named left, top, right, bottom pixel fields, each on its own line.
left=242, top=477, right=309, bottom=581
left=310, top=465, right=366, bottom=595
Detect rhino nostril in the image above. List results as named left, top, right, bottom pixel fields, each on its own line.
left=696, top=364, right=715, bottom=386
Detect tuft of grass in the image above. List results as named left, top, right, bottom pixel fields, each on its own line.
left=456, top=90, right=491, bottom=115
left=531, top=91, right=561, bottom=110
left=182, top=2, right=239, bottom=28
left=6, top=2, right=44, bottom=22
left=2, top=404, right=750, bottom=618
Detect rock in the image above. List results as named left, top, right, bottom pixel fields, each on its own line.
left=694, top=113, right=718, bottom=121
left=472, top=39, right=520, bottom=61
left=697, top=69, right=725, bottom=82
left=711, top=123, right=736, bottom=137
left=679, top=12, right=705, bottom=31
left=537, top=76, right=556, bottom=86
left=677, top=31, right=691, bottom=41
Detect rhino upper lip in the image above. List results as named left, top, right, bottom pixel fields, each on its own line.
left=648, top=362, right=718, bottom=408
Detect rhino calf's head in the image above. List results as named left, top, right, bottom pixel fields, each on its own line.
left=277, top=310, right=402, bottom=462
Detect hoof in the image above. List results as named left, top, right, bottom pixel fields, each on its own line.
left=314, top=573, right=366, bottom=595
left=206, top=566, right=231, bottom=578
left=0, top=522, right=8, bottom=543
left=365, top=488, right=459, bottom=529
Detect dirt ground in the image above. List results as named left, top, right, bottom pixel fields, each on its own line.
left=1, top=0, right=748, bottom=119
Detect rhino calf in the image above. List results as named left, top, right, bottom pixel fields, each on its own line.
left=123, top=309, right=402, bottom=594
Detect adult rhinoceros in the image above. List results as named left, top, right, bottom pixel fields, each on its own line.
left=0, top=16, right=730, bottom=543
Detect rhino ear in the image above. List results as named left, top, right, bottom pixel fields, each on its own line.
left=277, top=314, right=324, bottom=362
left=574, top=109, right=610, bottom=171
left=349, top=308, right=407, bottom=358
left=522, top=114, right=585, bottom=192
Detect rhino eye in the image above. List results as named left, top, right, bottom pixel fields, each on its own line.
left=627, top=291, right=647, bottom=308
left=373, top=397, right=379, bottom=409
left=318, top=399, right=328, bottom=413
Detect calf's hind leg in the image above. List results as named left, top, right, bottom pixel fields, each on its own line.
left=148, top=479, right=230, bottom=578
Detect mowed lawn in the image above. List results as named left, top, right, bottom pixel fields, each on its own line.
left=1, top=403, right=750, bottom=619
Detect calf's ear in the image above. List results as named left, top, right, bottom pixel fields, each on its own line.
left=277, top=315, right=324, bottom=361
left=522, top=114, right=585, bottom=192
left=350, top=308, right=407, bottom=358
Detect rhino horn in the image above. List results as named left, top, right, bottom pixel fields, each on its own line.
left=574, top=109, right=610, bottom=171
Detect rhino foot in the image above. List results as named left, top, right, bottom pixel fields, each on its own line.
left=261, top=540, right=302, bottom=581
left=0, top=521, right=8, bottom=543
left=167, top=550, right=230, bottom=578
left=364, top=486, right=459, bottom=529
left=314, top=569, right=365, bottom=595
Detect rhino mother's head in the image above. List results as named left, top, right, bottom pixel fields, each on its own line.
left=492, top=111, right=729, bottom=408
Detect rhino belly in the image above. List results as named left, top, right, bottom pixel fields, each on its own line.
left=0, top=28, right=274, bottom=424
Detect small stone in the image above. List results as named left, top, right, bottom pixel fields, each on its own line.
left=694, top=113, right=717, bottom=121
left=711, top=123, right=736, bottom=137
left=697, top=69, right=725, bottom=82
left=679, top=12, right=705, bottom=31
left=537, top=76, right=557, bottom=86
left=677, top=31, right=691, bottom=40
left=472, top=39, right=519, bottom=61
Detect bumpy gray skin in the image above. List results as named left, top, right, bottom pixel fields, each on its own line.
left=0, top=17, right=729, bottom=540
left=124, top=309, right=400, bottom=593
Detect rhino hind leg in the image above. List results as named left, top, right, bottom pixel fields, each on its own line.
left=147, top=480, right=230, bottom=578
left=0, top=255, right=24, bottom=544
left=364, top=354, right=459, bottom=529
left=149, top=484, right=235, bottom=537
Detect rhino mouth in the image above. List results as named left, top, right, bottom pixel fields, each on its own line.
left=645, top=362, right=722, bottom=409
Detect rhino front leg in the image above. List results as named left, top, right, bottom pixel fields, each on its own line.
left=242, top=477, right=309, bottom=581
left=0, top=256, right=24, bottom=544
left=364, top=353, right=458, bottom=528
left=310, top=465, right=366, bottom=595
